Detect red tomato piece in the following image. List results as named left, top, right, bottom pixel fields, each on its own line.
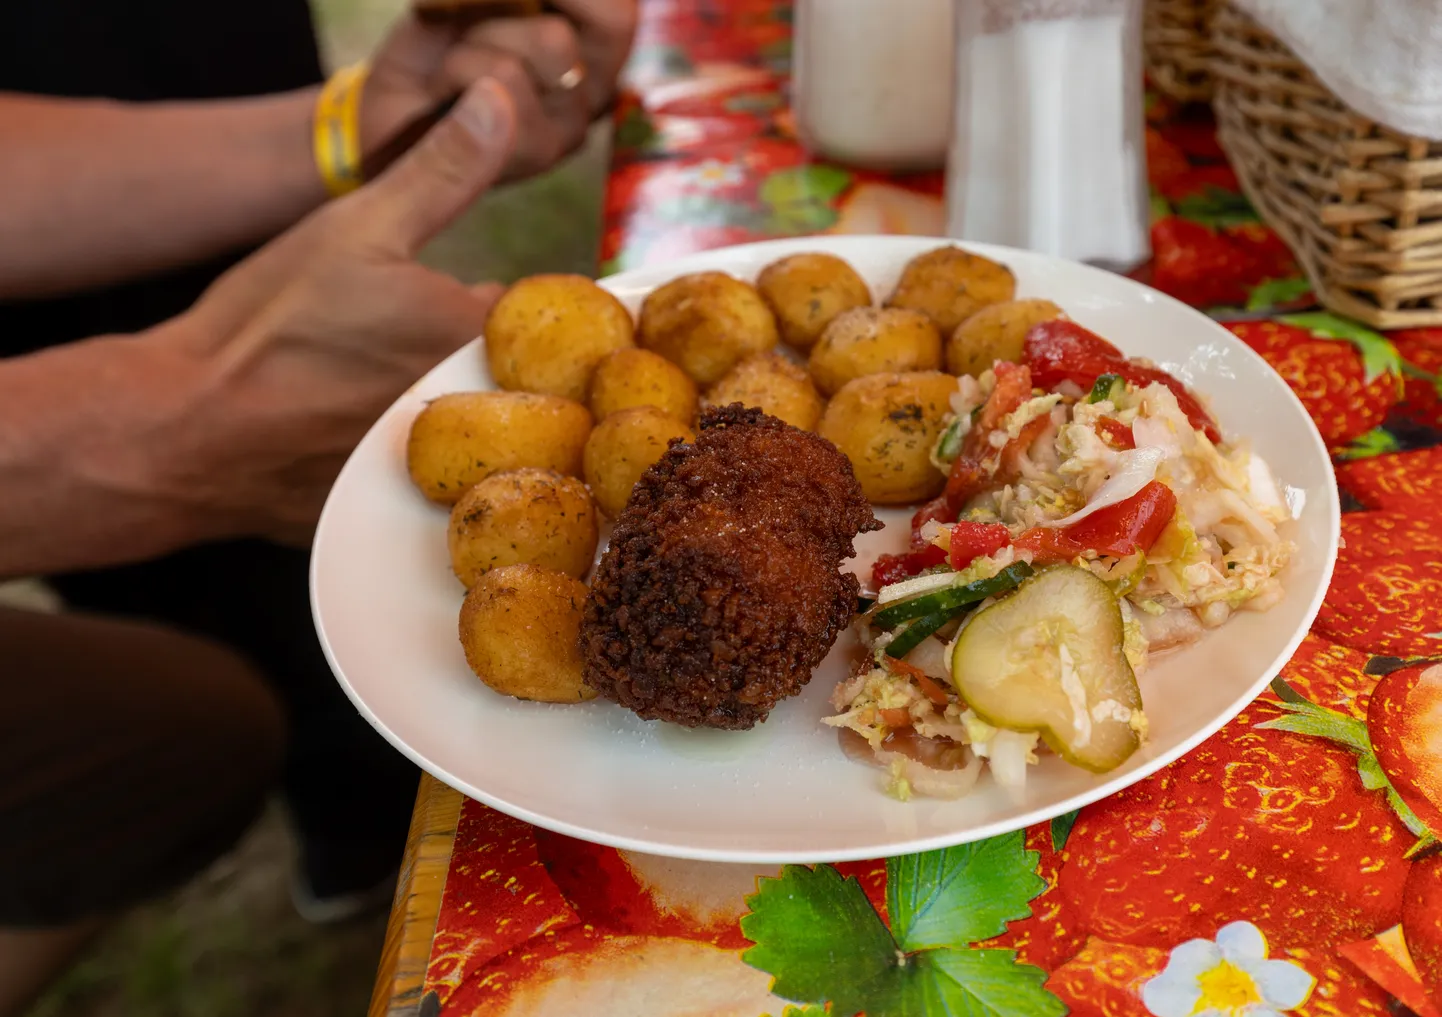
left=978, top=361, right=1034, bottom=431
left=1014, top=527, right=1091, bottom=564
left=872, top=544, right=947, bottom=589
left=1062, top=481, right=1179, bottom=557
left=1096, top=417, right=1136, bottom=450
left=947, top=520, right=1013, bottom=570
left=1023, top=320, right=1125, bottom=390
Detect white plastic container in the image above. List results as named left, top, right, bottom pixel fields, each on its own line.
left=944, top=0, right=1150, bottom=270
left=792, top=0, right=956, bottom=171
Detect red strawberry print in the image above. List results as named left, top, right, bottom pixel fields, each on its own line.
left=1150, top=216, right=1252, bottom=308
left=423, top=806, right=577, bottom=1009
left=1402, top=851, right=1442, bottom=1012
left=1056, top=634, right=1412, bottom=951
left=1228, top=319, right=1401, bottom=448
left=979, top=825, right=1088, bottom=973
left=534, top=831, right=772, bottom=948
left=1158, top=118, right=1230, bottom=163
left=1367, top=663, right=1442, bottom=838
left=1336, top=446, right=1442, bottom=515
left=1316, top=511, right=1442, bottom=658
left=1157, top=164, right=1241, bottom=204
left=1146, top=127, right=1191, bottom=194
left=1048, top=935, right=1393, bottom=1017
left=1390, top=327, right=1442, bottom=429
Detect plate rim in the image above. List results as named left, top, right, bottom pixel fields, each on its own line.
left=310, top=234, right=1341, bottom=863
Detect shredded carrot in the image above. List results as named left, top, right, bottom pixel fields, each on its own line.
left=888, top=658, right=952, bottom=707
left=880, top=708, right=912, bottom=729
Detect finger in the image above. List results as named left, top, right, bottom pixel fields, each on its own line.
left=371, top=11, right=460, bottom=83
left=463, top=15, right=582, bottom=89
left=471, top=280, right=505, bottom=309
left=438, top=44, right=586, bottom=177
left=346, top=77, right=516, bottom=256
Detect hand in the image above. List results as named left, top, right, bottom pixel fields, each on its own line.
left=150, top=79, right=518, bottom=546
left=360, top=0, right=637, bottom=182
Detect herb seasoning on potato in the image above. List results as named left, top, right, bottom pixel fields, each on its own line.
left=459, top=564, right=596, bottom=703
left=407, top=391, right=591, bottom=505
left=484, top=274, right=635, bottom=402
left=705, top=352, right=825, bottom=431
left=636, top=271, right=779, bottom=385
left=447, top=469, right=598, bottom=587
left=808, top=306, right=943, bottom=397
left=756, top=251, right=872, bottom=351
left=817, top=370, right=957, bottom=504
left=885, top=245, right=1016, bottom=335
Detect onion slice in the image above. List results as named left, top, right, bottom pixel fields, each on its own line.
left=1043, top=446, right=1167, bottom=529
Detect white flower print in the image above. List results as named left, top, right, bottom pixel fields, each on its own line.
left=1142, top=921, right=1316, bottom=1017
left=677, top=159, right=746, bottom=191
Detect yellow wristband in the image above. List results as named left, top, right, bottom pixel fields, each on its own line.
left=313, top=62, right=370, bottom=198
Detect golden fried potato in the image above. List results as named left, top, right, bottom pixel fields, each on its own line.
left=588, top=347, right=699, bottom=424
left=448, top=469, right=598, bottom=587
left=948, top=299, right=1065, bottom=378
left=756, top=252, right=873, bottom=351
left=407, top=391, right=592, bottom=505
left=705, top=353, right=825, bottom=431
left=808, top=307, right=943, bottom=397
left=636, top=271, right=779, bottom=385
left=885, top=246, right=1016, bottom=336
left=458, top=564, right=596, bottom=703
left=817, top=371, right=957, bottom=504
left=582, top=406, right=695, bottom=518
left=484, top=274, right=634, bottom=401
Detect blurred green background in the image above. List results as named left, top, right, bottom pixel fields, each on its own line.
left=24, top=2, right=607, bottom=1015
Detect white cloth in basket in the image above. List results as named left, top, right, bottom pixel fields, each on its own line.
left=1236, top=0, right=1442, bottom=140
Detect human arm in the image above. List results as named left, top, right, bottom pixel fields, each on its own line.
left=0, top=0, right=636, bottom=302
left=0, top=78, right=517, bottom=580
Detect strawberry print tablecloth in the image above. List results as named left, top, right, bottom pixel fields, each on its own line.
left=418, top=3, right=1442, bottom=1014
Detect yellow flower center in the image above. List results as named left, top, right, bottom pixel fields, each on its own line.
left=1193, top=959, right=1263, bottom=1015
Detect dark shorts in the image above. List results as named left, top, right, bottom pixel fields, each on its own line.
left=0, top=540, right=419, bottom=926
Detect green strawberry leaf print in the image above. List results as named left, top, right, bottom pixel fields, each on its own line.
left=1335, top=427, right=1401, bottom=460
left=1246, top=276, right=1313, bottom=312
left=1174, top=187, right=1260, bottom=228
left=1051, top=809, right=1080, bottom=852
left=760, top=165, right=851, bottom=235
left=1278, top=311, right=1403, bottom=383
left=887, top=834, right=1046, bottom=949
left=741, top=833, right=1064, bottom=1017
left=760, top=1006, right=830, bottom=1017
left=1259, top=678, right=1434, bottom=847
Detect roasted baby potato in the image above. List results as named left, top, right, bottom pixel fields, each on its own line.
left=447, top=468, right=598, bottom=587
left=582, top=406, right=695, bottom=518
left=484, top=274, right=635, bottom=401
left=705, top=352, right=825, bottom=431
left=588, top=347, right=699, bottom=424
left=817, top=371, right=957, bottom=504
left=948, top=299, right=1065, bottom=378
left=458, top=564, right=596, bottom=703
left=636, top=271, right=779, bottom=385
left=886, top=245, right=1016, bottom=335
left=756, top=252, right=873, bottom=351
left=808, top=307, right=943, bottom=397
left=407, top=391, right=592, bottom=505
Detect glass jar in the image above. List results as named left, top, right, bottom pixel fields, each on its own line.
left=944, top=0, right=1150, bottom=270
left=792, top=0, right=956, bottom=172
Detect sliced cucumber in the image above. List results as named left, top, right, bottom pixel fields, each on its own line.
left=935, top=417, right=966, bottom=462
left=873, top=562, right=1034, bottom=629
left=950, top=565, right=1143, bottom=772
left=884, top=610, right=953, bottom=659
left=1088, top=373, right=1125, bottom=404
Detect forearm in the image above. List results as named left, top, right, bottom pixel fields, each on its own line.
left=0, top=325, right=221, bottom=578
left=0, top=90, right=326, bottom=301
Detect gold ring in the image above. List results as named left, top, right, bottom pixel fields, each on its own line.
left=556, top=62, right=586, bottom=91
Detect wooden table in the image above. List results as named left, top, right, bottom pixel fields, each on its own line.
left=366, top=2, right=1442, bottom=1014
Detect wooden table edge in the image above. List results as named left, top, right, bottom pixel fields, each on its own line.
left=368, top=773, right=463, bottom=1017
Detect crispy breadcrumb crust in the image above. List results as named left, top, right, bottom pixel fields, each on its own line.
left=580, top=404, right=879, bottom=729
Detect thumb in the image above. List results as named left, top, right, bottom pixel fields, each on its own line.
left=347, top=78, right=516, bottom=256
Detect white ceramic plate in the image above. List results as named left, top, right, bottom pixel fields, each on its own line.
left=311, top=235, right=1338, bottom=864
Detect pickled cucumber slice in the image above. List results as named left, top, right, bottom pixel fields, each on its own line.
left=950, top=565, right=1144, bottom=772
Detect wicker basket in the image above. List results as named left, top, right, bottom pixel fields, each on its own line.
left=1144, top=0, right=1219, bottom=102
left=1211, top=4, right=1442, bottom=328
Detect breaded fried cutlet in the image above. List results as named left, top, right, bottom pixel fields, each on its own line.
left=580, top=404, right=878, bottom=729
